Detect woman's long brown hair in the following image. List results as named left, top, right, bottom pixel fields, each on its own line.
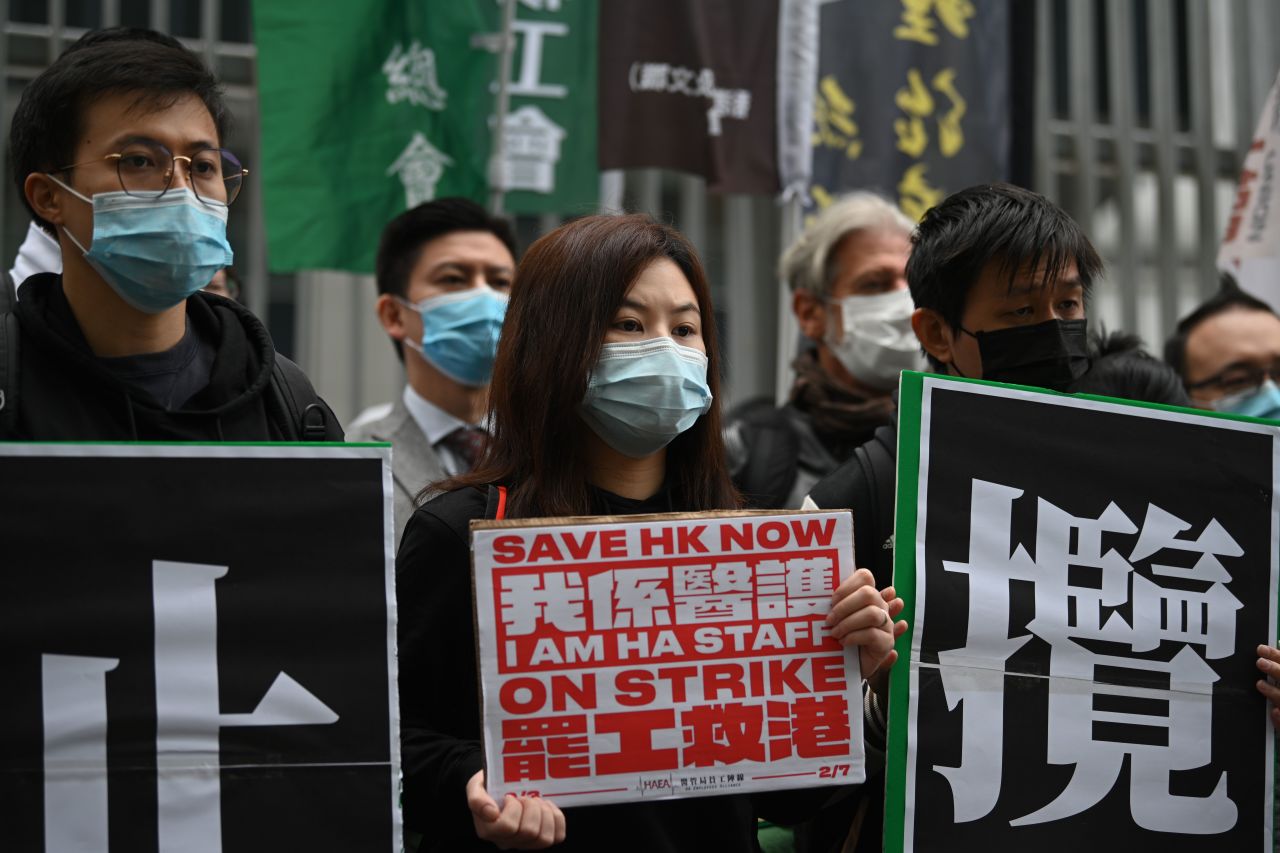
left=428, top=213, right=741, bottom=517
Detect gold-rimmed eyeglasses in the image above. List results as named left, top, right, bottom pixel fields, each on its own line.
left=52, top=139, right=248, bottom=207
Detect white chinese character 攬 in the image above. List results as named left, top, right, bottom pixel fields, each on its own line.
left=934, top=478, right=1244, bottom=833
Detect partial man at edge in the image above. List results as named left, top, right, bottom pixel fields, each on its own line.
left=725, top=193, right=924, bottom=510
left=1, top=26, right=340, bottom=443
left=1164, top=272, right=1280, bottom=422
left=347, top=198, right=517, bottom=543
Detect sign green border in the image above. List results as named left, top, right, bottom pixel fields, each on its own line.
left=883, top=371, right=924, bottom=853
left=881, top=370, right=1279, bottom=852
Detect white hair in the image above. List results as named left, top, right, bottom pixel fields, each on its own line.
left=779, top=192, right=915, bottom=298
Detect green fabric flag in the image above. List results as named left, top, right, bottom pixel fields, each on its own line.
left=253, top=0, right=597, bottom=274
left=499, top=1, right=598, bottom=216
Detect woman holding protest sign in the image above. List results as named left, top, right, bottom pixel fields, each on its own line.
left=396, top=213, right=905, bottom=851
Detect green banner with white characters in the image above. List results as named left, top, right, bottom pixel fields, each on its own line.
left=500, top=0, right=598, bottom=216
left=252, top=0, right=597, bottom=274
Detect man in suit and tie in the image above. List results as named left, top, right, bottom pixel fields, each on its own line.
left=348, top=198, right=517, bottom=543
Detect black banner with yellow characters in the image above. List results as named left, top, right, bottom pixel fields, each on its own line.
left=807, top=0, right=1015, bottom=220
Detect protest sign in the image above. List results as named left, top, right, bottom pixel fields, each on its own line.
left=0, top=444, right=399, bottom=853
left=886, top=372, right=1278, bottom=851
left=470, top=510, right=863, bottom=806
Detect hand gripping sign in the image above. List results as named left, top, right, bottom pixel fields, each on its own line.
left=470, top=509, right=864, bottom=807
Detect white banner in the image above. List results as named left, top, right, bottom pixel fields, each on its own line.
left=1220, top=70, right=1280, bottom=305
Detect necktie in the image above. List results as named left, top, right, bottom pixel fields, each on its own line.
left=441, top=425, right=486, bottom=471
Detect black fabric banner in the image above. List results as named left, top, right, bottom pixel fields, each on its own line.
left=0, top=446, right=397, bottom=852
left=808, top=0, right=1012, bottom=218
left=598, top=0, right=781, bottom=194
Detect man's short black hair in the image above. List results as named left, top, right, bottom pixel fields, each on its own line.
left=375, top=197, right=517, bottom=299
left=1163, top=272, right=1276, bottom=382
left=374, top=197, right=518, bottom=360
left=10, top=27, right=228, bottom=234
left=1070, top=329, right=1191, bottom=407
left=906, top=183, right=1104, bottom=334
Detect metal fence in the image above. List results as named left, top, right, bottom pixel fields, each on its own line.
left=1036, top=0, right=1280, bottom=348
left=3, top=1, right=1278, bottom=424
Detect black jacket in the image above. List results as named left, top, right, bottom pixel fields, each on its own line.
left=397, top=485, right=833, bottom=853
left=6, top=274, right=341, bottom=441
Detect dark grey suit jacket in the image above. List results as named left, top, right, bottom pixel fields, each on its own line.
left=347, top=396, right=447, bottom=548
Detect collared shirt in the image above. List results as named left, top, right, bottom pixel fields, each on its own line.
left=402, top=384, right=478, bottom=477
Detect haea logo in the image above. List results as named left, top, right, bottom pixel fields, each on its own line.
left=41, top=560, right=338, bottom=852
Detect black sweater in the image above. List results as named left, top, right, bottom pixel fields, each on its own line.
left=397, top=485, right=795, bottom=853
left=7, top=274, right=342, bottom=441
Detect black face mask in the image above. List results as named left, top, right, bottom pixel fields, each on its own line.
left=959, top=318, right=1091, bottom=391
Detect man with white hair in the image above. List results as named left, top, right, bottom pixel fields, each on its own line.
left=726, top=192, right=923, bottom=509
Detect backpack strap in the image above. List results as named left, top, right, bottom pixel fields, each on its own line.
left=807, top=425, right=897, bottom=588
left=270, top=354, right=332, bottom=441
left=857, top=425, right=898, bottom=587
left=483, top=484, right=509, bottom=520
left=0, top=274, right=20, bottom=437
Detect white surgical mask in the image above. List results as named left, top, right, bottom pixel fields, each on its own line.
left=578, top=337, right=713, bottom=458
left=825, top=289, right=925, bottom=390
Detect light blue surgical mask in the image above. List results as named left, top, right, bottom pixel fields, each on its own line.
left=1212, top=379, right=1280, bottom=421
left=49, top=177, right=233, bottom=314
left=398, top=287, right=508, bottom=387
left=579, top=336, right=714, bottom=459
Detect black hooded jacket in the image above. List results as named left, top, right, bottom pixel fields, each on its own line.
left=6, top=273, right=342, bottom=441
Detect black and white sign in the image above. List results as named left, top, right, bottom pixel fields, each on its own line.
left=0, top=444, right=399, bottom=852
left=889, top=376, right=1277, bottom=851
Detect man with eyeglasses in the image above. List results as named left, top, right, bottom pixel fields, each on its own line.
left=2, top=27, right=341, bottom=441
left=1164, top=273, right=1280, bottom=422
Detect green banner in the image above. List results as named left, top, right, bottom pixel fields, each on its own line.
left=252, top=1, right=597, bottom=274
left=500, top=1, right=598, bottom=216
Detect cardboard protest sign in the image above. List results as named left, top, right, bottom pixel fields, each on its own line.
left=886, top=373, right=1278, bottom=851
left=0, top=444, right=399, bottom=853
left=470, top=510, right=863, bottom=806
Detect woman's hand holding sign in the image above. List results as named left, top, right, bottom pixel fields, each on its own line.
left=826, top=568, right=908, bottom=697
left=467, top=770, right=566, bottom=849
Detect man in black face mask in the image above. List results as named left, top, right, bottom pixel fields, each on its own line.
left=808, top=180, right=1100, bottom=563
left=806, top=183, right=1103, bottom=581
left=798, top=183, right=1102, bottom=853
left=907, top=183, right=1098, bottom=390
